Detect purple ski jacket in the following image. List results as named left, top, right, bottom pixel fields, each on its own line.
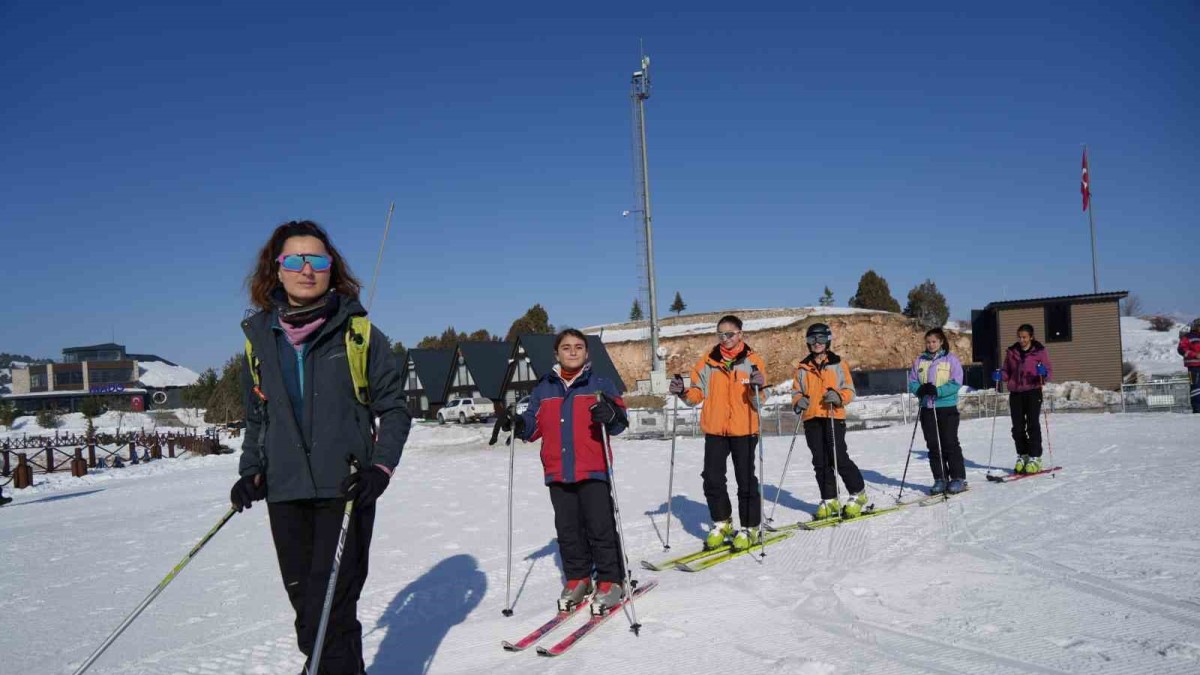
left=1001, top=340, right=1053, bottom=393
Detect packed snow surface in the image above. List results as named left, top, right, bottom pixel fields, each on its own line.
left=3, top=413, right=1199, bottom=674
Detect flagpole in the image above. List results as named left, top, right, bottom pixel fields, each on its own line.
left=1085, top=144, right=1099, bottom=293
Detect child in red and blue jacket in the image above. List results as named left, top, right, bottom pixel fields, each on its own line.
left=500, top=328, right=629, bottom=613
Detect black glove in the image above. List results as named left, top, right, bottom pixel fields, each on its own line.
left=821, top=389, right=842, bottom=406
left=668, top=375, right=685, bottom=396
left=340, top=465, right=390, bottom=508
left=749, top=368, right=766, bottom=389
left=230, top=474, right=266, bottom=512
left=916, top=383, right=939, bottom=399
left=792, top=398, right=810, bottom=415
left=590, top=396, right=627, bottom=426
left=490, top=406, right=526, bottom=445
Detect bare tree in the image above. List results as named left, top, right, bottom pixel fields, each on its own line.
left=1120, top=294, right=1143, bottom=317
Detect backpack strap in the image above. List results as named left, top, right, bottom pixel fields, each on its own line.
left=244, top=338, right=267, bottom=402
left=345, top=316, right=372, bottom=406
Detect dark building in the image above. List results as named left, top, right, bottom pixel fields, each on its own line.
left=503, top=334, right=627, bottom=406
left=447, top=342, right=513, bottom=412
left=399, top=348, right=454, bottom=420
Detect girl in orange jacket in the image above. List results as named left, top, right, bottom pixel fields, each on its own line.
left=790, top=323, right=867, bottom=520
left=670, top=314, right=766, bottom=551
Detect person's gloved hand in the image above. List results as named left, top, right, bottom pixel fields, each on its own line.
left=668, top=375, right=685, bottom=396
left=916, top=383, right=939, bottom=399
left=822, top=389, right=842, bottom=406
left=590, top=396, right=627, bottom=426
left=1036, top=362, right=1048, bottom=378
left=498, top=406, right=526, bottom=436
left=991, top=369, right=1002, bottom=382
left=792, top=398, right=810, bottom=415
left=748, top=370, right=766, bottom=389
left=230, top=474, right=266, bottom=512
left=340, top=465, right=390, bottom=508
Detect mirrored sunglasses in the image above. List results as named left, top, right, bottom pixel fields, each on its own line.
left=717, top=331, right=740, bottom=340
left=805, top=335, right=831, bottom=345
left=276, top=253, right=332, bottom=272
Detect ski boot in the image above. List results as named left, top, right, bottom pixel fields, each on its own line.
left=557, top=578, right=594, bottom=612
left=947, top=479, right=968, bottom=494
left=590, top=581, right=625, bottom=616
left=1014, top=455, right=1028, bottom=474
left=731, top=527, right=761, bottom=551
left=1024, top=456, right=1042, bottom=474
left=705, top=519, right=733, bottom=550
left=815, top=498, right=841, bottom=521
left=0, top=493, right=11, bottom=507
left=930, top=479, right=947, bottom=495
left=842, top=491, right=869, bottom=518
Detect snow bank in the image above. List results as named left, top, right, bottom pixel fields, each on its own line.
left=1121, top=317, right=1187, bottom=377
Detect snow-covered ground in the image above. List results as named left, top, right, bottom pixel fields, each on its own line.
left=3, top=412, right=1199, bottom=674
left=136, top=360, right=201, bottom=388
left=1122, top=317, right=1187, bottom=377
left=1, top=410, right=205, bottom=438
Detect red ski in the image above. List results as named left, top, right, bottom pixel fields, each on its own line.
left=501, top=600, right=592, bottom=651
left=536, top=581, right=657, bottom=657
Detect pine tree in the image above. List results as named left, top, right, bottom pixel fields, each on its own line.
left=629, top=299, right=644, bottom=321
left=505, top=304, right=555, bottom=342
left=819, top=286, right=835, bottom=307
left=669, top=292, right=687, bottom=316
left=849, top=270, right=901, bottom=313
left=903, top=279, right=950, bottom=329
left=204, top=355, right=245, bottom=424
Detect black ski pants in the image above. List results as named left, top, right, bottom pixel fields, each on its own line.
left=268, top=499, right=375, bottom=675
left=701, top=434, right=761, bottom=527
left=548, top=479, right=624, bottom=583
left=1009, top=389, right=1044, bottom=457
left=803, top=417, right=864, bottom=501
left=920, top=406, right=965, bottom=481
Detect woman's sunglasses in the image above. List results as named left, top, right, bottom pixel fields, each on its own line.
left=276, top=253, right=332, bottom=272
left=717, top=331, right=740, bottom=340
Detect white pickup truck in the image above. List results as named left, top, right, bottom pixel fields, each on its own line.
left=438, top=397, right=495, bottom=424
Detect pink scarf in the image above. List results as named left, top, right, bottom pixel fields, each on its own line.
left=280, top=316, right=327, bottom=352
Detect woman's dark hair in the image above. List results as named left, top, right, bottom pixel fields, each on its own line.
left=554, top=328, right=589, bottom=351
left=924, top=328, right=950, bottom=352
left=247, top=220, right=362, bottom=311
left=717, top=314, right=743, bottom=330
left=1017, top=323, right=1035, bottom=337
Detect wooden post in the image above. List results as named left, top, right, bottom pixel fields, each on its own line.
left=129, top=441, right=138, bottom=465
left=88, top=442, right=97, bottom=468
left=45, top=446, right=56, bottom=473
left=2, top=449, right=9, bottom=477
left=168, top=439, right=176, bottom=458
left=71, top=448, right=88, bottom=477
left=14, top=453, right=32, bottom=489
left=151, top=443, right=161, bottom=460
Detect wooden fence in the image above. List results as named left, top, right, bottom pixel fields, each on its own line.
left=1, top=432, right=223, bottom=490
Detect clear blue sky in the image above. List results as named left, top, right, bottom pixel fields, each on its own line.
left=2, top=1, right=1196, bottom=373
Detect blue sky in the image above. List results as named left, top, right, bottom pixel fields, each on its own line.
left=2, top=1, right=1196, bottom=372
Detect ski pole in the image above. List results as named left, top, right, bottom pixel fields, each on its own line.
left=751, top=366, right=766, bottom=558
left=1041, top=376, right=1054, bottom=469
left=931, top=399, right=947, bottom=498
left=663, top=384, right=679, bottom=551
left=828, top=404, right=840, bottom=507
left=595, top=392, right=641, bottom=634
left=984, top=379, right=1001, bottom=477
left=894, top=409, right=921, bottom=503
left=309, top=457, right=359, bottom=675
left=73, top=507, right=237, bottom=675
left=502, top=404, right=516, bottom=617
left=767, top=415, right=804, bottom=523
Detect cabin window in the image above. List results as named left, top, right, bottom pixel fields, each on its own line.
left=1044, top=303, right=1072, bottom=342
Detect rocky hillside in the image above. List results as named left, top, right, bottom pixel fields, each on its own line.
left=586, top=307, right=972, bottom=389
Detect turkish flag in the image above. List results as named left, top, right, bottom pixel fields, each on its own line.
left=1081, top=149, right=1091, bottom=211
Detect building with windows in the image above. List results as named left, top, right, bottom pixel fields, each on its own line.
left=972, top=291, right=1128, bottom=391
left=3, top=343, right=199, bottom=413
left=398, top=348, right=454, bottom=420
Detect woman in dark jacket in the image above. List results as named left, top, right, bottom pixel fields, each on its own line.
left=230, top=220, right=411, bottom=675
left=995, top=323, right=1052, bottom=475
